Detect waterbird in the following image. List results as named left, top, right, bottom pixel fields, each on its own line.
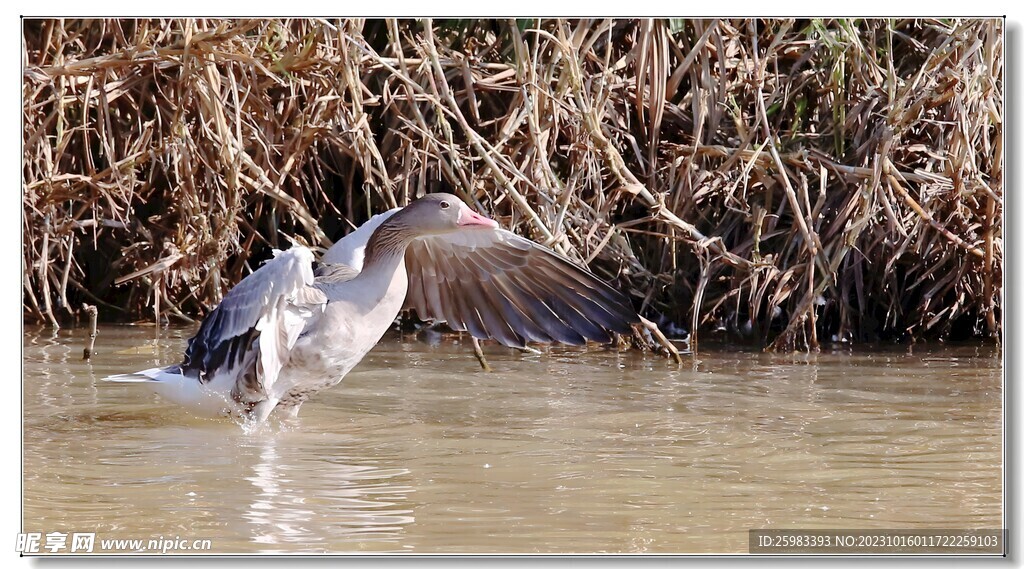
left=105, top=193, right=639, bottom=424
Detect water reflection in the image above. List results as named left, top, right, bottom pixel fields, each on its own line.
left=22, top=326, right=1001, bottom=553
left=240, top=429, right=414, bottom=552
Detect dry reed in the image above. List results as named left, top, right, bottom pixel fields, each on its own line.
left=22, top=18, right=1002, bottom=351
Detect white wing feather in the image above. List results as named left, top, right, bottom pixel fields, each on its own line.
left=181, top=246, right=322, bottom=395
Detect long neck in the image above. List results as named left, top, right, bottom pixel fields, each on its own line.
left=361, top=218, right=414, bottom=275
left=317, top=220, right=412, bottom=305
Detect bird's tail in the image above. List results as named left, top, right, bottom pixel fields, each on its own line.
left=102, top=366, right=232, bottom=417
left=102, top=367, right=167, bottom=383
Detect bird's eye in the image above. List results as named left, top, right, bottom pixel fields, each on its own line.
left=439, top=201, right=450, bottom=209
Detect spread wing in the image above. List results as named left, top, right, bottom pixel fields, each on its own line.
left=404, top=227, right=639, bottom=347
left=181, top=247, right=326, bottom=402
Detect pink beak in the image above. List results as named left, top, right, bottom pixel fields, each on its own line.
left=457, top=205, right=498, bottom=228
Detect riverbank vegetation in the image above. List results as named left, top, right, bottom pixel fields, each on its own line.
left=22, top=18, right=1002, bottom=351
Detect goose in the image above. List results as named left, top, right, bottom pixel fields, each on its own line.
left=105, top=193, right=639, bottom=424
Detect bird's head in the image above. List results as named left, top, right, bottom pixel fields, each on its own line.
left=398, top=193, right=498, bottom=236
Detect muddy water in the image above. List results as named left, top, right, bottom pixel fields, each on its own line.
left=22, top=325, right=1002, bottom=554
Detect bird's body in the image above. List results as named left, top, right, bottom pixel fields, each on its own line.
left=106, top=194, right=639, bottom=424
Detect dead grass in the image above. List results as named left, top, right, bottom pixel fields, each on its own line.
left=22, top=18, right=1002, bottom=351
